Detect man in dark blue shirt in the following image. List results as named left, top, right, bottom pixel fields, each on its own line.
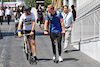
left=37, top=5, right=43, bottom=29
left=44, top=4, right=65, bottom=62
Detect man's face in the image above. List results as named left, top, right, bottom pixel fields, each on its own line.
left=7, top=6, right=9, bottom=9
left=25, top=10, right=31, bottom=15
left=39, top=5, right=41, bottom=8
left=47, top=7, right=52, bottom=13
left=63, top=6, right=68, bottom=13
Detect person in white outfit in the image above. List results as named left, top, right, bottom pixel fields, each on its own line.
left=62, top=5, right=73, bottom=52
left=5, top=6, right=12, bottom=25
left=0, top=6, right=4, bottom=25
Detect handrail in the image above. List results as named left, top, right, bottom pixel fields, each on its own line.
left=71, top=6, right=100, bottom=44
left=77, top=0, right=100, bottom=19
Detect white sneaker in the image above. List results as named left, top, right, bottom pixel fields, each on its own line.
left=53, top=55, right=56, bottom=60
left=63, top=49, right=68, bottom=53
left=59, top=56, right=63, bottom=62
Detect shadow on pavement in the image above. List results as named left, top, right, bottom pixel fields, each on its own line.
left=36, top=31, right=50, bottom=36
left=63, top=58, right=79, bottom=62
left=1, top=32, right=14, bottom=39
left=38, top=58, right=52, bottom=62
left=0, top=36, right=3, bottom=39
left=3, top=19, right=14, bottom=22
left=64, top=49, right=80, bottom=53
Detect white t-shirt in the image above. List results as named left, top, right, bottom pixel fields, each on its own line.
left=19, top=12, right=35, bottom=30
left=5, top=8, right=12, bottom=16
left=0, top=10, right=4, bottom=16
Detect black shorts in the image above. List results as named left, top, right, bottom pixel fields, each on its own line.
left=38, top=16, right=43, bottom=22
left=23, top=30, right=35, bottom=40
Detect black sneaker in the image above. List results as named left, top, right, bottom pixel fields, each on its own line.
left=30, top=53, right=32, bottom=56
left=34, top=56, right=38, bottom=61
left=1, top=23, right=2, bottom=25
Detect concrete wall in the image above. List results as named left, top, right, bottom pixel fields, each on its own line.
left=73, top=41, right=100, bottom=63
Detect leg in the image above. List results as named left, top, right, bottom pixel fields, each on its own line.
left=1, top=16, right=3, bottom=25
left=8, top=15, right=11, bottom=25
left=57, top=33, right=63, bottom=62
left=27, top=38, right=32, bottom=53
left=0, top=16, right=2, bottom=25
left=57, top=33, right=62, bottom=56
left=31, top=39, right=36, bottom=56
left=7, top=15, right=9, bottom=25
left=30, top=30, right=37, bottom=57
left=50, top=32, right=56, bottom=55
left=14, top=22, right=18, bottom=35
left=39, top=21, right=41, bottom=29
left=64, top=28, right=71, bottom=50
left=9, top=15, right=11, bottom=22
left=62, top=34, right=65, bottom=46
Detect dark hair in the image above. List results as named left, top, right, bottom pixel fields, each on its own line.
left=71, top=5, right=74, bottom=8
left=63, top=5, right=68, bottom=8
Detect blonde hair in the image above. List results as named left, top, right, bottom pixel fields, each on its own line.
left=47, top=4, right=54, bottom=9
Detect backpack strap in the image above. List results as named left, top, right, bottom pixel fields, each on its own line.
left=48, top=11, right=60, bottom=21
left=48, top=11, right=60, bottom=19
left=56, top=11, right=60, bottom=18
left=48, top=12, right=51, bottom=20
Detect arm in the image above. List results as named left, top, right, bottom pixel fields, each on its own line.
left=5, top=9, right=7, bottom=17
left=14, top=12, right=17, bottom=17
left=44, top=20, right=48, bottom=35
left=37, top=10, right=38, bottom=19
left=30, top=19, right=35, bottom=36
left=70, top=13, right=74, bottom=28
left=60, top=18, right=65, bottom=34
left=18, top=21, right=22, bottom=38
left=70, top=22, right=73, bottom=28
left=10, top=9, right=13, bottom=15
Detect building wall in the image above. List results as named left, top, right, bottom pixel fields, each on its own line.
left=77, top=0, right=94, bottom=10
left=72, top=0, right=100, bottom=63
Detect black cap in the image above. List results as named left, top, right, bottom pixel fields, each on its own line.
left=23, top=6, right=31, bottom=11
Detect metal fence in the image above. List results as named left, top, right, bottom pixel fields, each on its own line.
left=77, top=0, right=100, bottom=19
left=71, top=8, right=100, bottom=44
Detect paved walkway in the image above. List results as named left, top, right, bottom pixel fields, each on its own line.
left=0, top=19, right=100, bottom=67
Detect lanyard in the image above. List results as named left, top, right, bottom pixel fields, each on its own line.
left=63, top=12, right=69, bottom=23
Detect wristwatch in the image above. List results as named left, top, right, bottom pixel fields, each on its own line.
left=44, top=30, right=48, bottom=32
left=31, top=30, right=35, bottom=32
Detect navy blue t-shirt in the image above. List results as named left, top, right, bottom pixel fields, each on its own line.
left=45, top=11, right=63, bottom=33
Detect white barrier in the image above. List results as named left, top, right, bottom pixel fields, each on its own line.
left=31, top=7, right=37, bottom=23
left=77, top=0, right=100, bottom=19
left=71, top=0, right=100, bottom=62
left=71, top=8, right=100, bottom=43
left=71, top=8, right=100, bottom=44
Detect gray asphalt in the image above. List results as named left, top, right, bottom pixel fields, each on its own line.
left=0, top=18, right=100, bottom=67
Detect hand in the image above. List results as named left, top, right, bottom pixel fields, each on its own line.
left=70, top=26, right=72, bottom=28
left=44, top=31, right=48, bottom=35
left=61, top=30, right=65, bottom=34
left=30, top=31, right=34, bottom=36
left=18, top=34, right=22, bottom=38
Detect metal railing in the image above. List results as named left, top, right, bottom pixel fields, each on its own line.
left=71, top=7, right=100, bottom=44
left=77, top=0, right=100, bottom=19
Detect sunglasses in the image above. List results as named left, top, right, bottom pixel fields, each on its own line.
left=26, top=10, right=31, bottom=12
